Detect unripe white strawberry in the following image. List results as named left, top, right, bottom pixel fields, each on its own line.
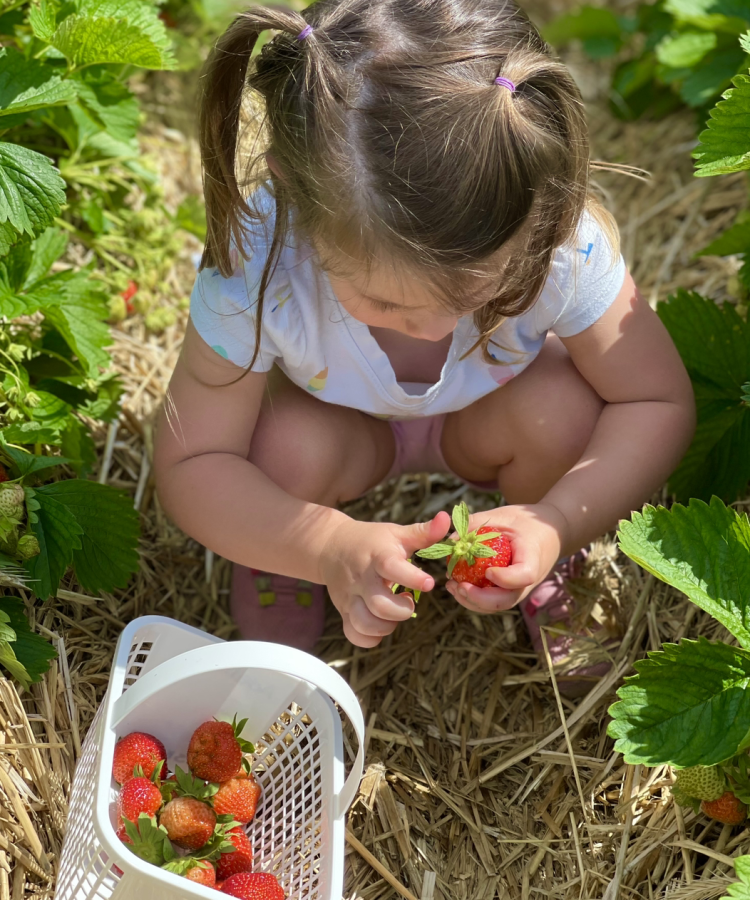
left=0, top=484, right=24, bottom=520
left=674, top=765, right=726, bottom=801
left=17, top=534, right=40, bottom=560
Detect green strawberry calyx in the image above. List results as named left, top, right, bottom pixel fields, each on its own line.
left=122, top=813, right=174, bottom=866
left=166, top=765, right=219, bottom=802
left=416, top=502, right=504, bottom=577
left=230, top=715, right=255, bottom=755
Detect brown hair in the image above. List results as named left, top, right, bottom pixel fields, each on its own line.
left=199, top=0, right=619, bottom=365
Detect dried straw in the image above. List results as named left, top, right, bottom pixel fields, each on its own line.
left=2, top=21, right=749, bottom=900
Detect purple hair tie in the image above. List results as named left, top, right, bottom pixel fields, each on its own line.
left=494, top=76, right=516, bottom=92
left=297, top=24, right=313, bottom=40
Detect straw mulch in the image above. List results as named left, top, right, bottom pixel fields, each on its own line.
left=1, top=28, right=749, bottom=900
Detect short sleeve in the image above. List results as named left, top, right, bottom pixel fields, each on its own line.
left=549, top=212, right=627, bottom=339
left=189, top=240, right=282, bottom=373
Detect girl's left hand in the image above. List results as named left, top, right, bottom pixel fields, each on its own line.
left=446, top=502, right=571, bottom=614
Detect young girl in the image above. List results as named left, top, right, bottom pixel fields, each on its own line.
left=154, top=0, right=695, bottom=662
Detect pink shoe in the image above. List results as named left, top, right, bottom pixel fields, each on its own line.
left=230, top=565, right=326, bottom=652
left=520, top=552, right=616, bottom=698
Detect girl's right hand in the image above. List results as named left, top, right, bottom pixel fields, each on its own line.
left=319, top=512, right=450, bottom=647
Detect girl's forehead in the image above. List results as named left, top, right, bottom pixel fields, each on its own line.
left=320, top=242, right=516, bottom=310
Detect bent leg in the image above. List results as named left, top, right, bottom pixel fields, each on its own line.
left=441, top=336, right=604, bottom=502
left=248, top=367, right=395, bottom=506
left=233, top=368, right=395, bottom=649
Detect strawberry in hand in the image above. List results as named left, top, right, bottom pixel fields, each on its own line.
left=417, top=502, right=511, bottom=588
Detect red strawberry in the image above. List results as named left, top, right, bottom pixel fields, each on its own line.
left=117, top=776, right=162, bottom=826
left=214, top=773, right=261, bottom=824
left=121, top=280, right=138, bottom=314
left=0, top=467, right=8, bottom=484
left=187, top=720, right=245, bottom=782
left=417, top=502, right=511, bottom=588
left=216, top=827, right=253, bottom=880
left=160, top=796, right=217, bottom=849
left=221, top=873, right=285, bottom=899
left=185, top=862, right=217, bottom=888
left=701, top=791, right=748, bottom=824
left=113, top=732, right=168, bottom=784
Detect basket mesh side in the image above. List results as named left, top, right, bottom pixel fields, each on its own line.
left=250, top=703, right=324, bottom=899
left=57, top=706, right=123, bottom=900
left=122, top=640, right=154, bottom=691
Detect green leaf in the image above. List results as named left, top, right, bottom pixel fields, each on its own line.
left=24, top=484, right=83, bottom=599
left=0, top=596, right=56, bottom=685
left=657, top=290, right=750, bottom=501
left=680, top=47, right=747, bottom=108
left=72, top=72, right=139, bottom=143
left=29, top=269, right=112, bottom=376
left=0, top=49, right=77, bottom=118
left=666, top=0, right=750, bottom=29
left=452, top=502, right=469, bottom=537
left=618, top=498, right=750, bottom=648
left=694, top=73, right=750, bottom=176
left=542, top=6, right=623, bottom=47
left=0, top=142, right=65, bottom=251
left=699, top=218, right=750, bottom=256
left=32, top=480, right=139, bottom=593
left=656, top=31, right=717, bottom=68
left=726, top=855, right=750, bottom=898
left=2, top=421, right=64, bottom=445
left=25, top=227, right=68, bottom=287
left=608, top=637, right=750, bottom=766
left=78, top=372, right=121, bottom=421
left=0, top=641, right=32, bottom=689
left=415, top=542, right=455, bottom=559
left=52, top=0, right=176, bottom=70
left=175, top=195, right=206, bottom=242
left=0, top=610, right=16, bottom=643
left=0, top=441, right=70, bottom=478
left=29, top=0, right=60, bottom=43
left=59, top=418, right=96, bottom=476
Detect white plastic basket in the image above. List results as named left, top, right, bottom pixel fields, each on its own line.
left=56, top=615, right=365, bottom=900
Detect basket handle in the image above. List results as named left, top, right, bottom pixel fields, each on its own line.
left=110, top=641, right=365, bottom=818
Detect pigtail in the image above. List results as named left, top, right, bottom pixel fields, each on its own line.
left=198, top=6, right=317, bottom=372
left=199, top=7, right=314, bottom=277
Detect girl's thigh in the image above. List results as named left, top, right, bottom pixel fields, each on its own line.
left=441, top=335, right=605, bottom=503
left=248, top=366, right=395, bottom=506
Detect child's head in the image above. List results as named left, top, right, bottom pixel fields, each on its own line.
left=200, top=0, right=614, bottom=358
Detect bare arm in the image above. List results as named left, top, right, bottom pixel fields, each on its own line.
left=452, top=272, right=696, bottom=611
left=154, top=320, right=446, bottom=645
left=153, top=319, right=344, bottom=580
left=545, top=272, right=696, bottom=549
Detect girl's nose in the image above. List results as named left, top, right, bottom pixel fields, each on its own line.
left=405, top=316, right=458, bottom=341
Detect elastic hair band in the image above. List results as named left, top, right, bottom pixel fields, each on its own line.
left=494, top=76, right=516, bottom=92
left=297, top=24, right=313, bottom=40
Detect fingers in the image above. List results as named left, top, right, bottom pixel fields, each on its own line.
left=347, top=594, right=400, bottom=638
left=400, top=511, right=451, bottom=554
left=484, top=561, right=538, bottom=591
left=447, top=579, right=523, bottom=613
left=377, top=555, right=435, bottom=593
left=364, top=584, right=416, bottom=621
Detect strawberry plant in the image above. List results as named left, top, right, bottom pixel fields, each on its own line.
left=607, top=497, right=750, bottom=826
left=544, top=1, right=750, bottom=122
left=0, top=0, right=181, bottom=687
left=643, top=31, right=750, bottom=502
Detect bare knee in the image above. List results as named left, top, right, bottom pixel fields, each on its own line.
left=249, top=395, right=345, bottom=505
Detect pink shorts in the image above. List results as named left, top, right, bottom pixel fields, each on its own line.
left=383, top=415, right=497, bottom=492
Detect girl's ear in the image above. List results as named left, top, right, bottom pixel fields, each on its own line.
left=266, top=152, right=285, bottom=181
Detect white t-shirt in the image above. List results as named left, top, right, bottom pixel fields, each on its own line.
left=190, top=190, right=626, bottom=420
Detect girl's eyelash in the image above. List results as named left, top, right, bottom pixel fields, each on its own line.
left=368, top=297, right=400, bottom=313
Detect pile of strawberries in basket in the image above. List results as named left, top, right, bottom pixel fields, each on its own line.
left=112, top=716, right=284, bottom=899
